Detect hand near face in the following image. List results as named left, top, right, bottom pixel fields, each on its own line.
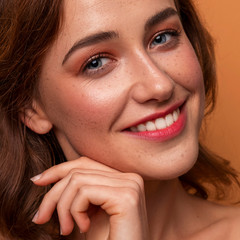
left=31, top=157, right=149, bottom=239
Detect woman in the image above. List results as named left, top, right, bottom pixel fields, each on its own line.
left=0, top=0, right=239, bottom=239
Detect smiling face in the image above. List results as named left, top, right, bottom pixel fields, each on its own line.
left=33, top=0, right=205, bottom=180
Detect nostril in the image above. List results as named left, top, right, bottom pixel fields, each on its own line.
left=130, top=79, right=175, bottom=104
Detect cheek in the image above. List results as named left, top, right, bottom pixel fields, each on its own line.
left=178, top=43, right=204, bottom=92
left=177, top=45, right=205, bottom=113
left=158, top=41, right=205, bottom=119
left=178, top=45, right=206, bottom=123
left=179, top=54, right=204, bottom=93
left=39, top=77, right=122, bottom=132
left=158, top=41, right=205, bottom=98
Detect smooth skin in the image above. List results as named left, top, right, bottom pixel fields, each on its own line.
left=26, top=0, right=240, bottom=239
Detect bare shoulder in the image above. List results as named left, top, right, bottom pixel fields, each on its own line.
left=222, top=205, right=240, bottom=239
left=206, top=205, right=240, bottom=240
left=200, top=204, right=240, bottom=240
left=186, top=196, right=240, bottom=240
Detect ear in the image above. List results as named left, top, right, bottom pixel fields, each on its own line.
left=20, top=100, right=53, bottom=134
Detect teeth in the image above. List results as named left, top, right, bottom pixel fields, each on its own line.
left=165, top=114, right=174, bottom=127
left=173, top=110, right=178, bottom=122
left=146, top=121, right=157, bottom=131
left=137, top=124, right=146, bottom=132
left=155, top=118, right=167, bottom=130
left=130, top=108, right=180, bottom=132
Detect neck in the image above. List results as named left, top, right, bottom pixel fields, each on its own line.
left=144, top=178, right=194, bottom=240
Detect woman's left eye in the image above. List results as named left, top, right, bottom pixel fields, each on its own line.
left=150, top=31, right=180, bottom=49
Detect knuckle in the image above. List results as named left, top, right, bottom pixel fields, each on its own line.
left=69, top=168, right=80, bottom=175
left=56, top=201, right=65, bottom=213
left=128, top=180, right=141, bottom=192
left=121, top=188, right=140, bottom=206
left=69, top=204, right=76, bottom=215
left=76, top=156, right=88, bottom=165
left=79, top=185, right=89, bottom=196
left=127, top=173, right=144, bottom=189
left=69, top=172, right=82, bottom=186
left=70, top=201, right=82, bottom=216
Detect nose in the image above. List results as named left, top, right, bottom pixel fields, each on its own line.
left=129, top=51, right=175, bottom=104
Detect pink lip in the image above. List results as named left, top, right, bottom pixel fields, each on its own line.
left=124, top=100, right=185, bottom=130
left=123, top=101, right=187, bottom=142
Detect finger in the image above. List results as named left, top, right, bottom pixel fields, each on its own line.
left=58, top=184, right=90, bottom=234
left=69, top=185, right=116, bottom=233
left=31, top=156, right=120, bottom=185
left=32, top=171, right=140, bottom=226
left=32, top=179, right=68, bottom=224
left=55, top=173, right=141, bottom=230
left=69, top=185, right=141, bottom=233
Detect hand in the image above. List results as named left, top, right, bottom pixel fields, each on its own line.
left=31, top=157, right=150, bottom=240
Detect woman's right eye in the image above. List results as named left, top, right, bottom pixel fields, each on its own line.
left=86, top=57, right=108, bottom=70
left=81, top=54, right=114, bottom=77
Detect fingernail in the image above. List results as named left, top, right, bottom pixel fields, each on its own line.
left=30, top=174, right=42, bottom=182
left=32, top=211, right=39, bottom=223
left=60, top=227, right=63, bottom=235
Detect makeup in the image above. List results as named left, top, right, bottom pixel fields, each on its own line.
left=123, top=102, right=186, bottom=142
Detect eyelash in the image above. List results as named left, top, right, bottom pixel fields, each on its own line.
left=81, top=53, right=114, bottom=77
left=81, top=29, right=181, bottom=77
left=149, top=29, right=181, bottom=49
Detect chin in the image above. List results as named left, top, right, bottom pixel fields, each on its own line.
left=139, top=141, right=200, bottom=181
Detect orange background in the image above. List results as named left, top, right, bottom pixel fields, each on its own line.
left=196, top=0, right=240, bottom=170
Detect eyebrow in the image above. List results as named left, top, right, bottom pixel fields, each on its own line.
left=62, top=31, right=119, bottom=65
left=62, top=7, right=178, bottom=65
left=145, top=7, right=178, bottom=32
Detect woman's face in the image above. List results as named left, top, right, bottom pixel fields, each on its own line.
left=37, top=0, right=205, bottom=179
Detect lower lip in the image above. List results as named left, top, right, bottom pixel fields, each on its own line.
left=124, top=105, right=187, bottom=142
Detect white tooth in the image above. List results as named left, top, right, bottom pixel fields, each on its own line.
left=155, top=118, right=167, bottom=130
left=146, top=121, right=157, bottom=131
left=137, top=124, right=146, bottom=132
left=177, top=108, right=180, bottom=115
left=165, top=114, right=174, bottom=127
left=130, top=126, right=138, bottom=132
left=173, top=110, right=179, bottom=122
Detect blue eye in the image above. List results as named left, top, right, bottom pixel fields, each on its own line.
left=85, top=56, right=110, bottom=71
left=151, top=33, right=171, bottom=47
left=149, top=30, right=180, bottom=49
left=87, top=58, right=103, bottom=70
left=81, top=54, right=115, bottom=77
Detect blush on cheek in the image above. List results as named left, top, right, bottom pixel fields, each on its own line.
left=178, top=48, right=204, bottom=92
left=70, top=84, right=125, bottom=123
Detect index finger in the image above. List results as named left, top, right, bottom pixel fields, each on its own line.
left=30, top=156, right=120, bottom=185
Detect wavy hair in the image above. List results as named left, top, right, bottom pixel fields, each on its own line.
left=0, top=0, right=238, bottom=239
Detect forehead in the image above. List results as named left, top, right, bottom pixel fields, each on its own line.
left=44, top=0, right=177, bottom=71
left=61, top=0, right=177, bottom=34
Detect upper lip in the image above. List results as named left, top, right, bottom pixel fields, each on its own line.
left=123, top=100, right=185, bottom=130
